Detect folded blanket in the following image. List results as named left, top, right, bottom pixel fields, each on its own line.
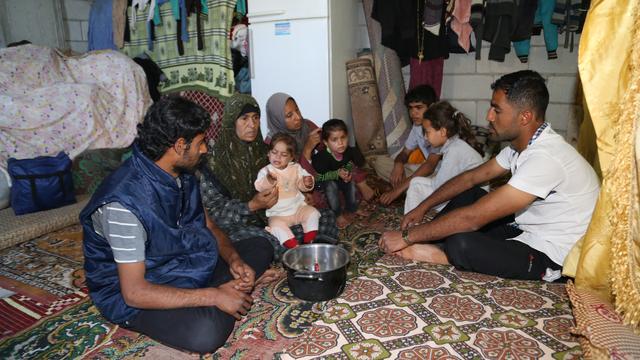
left=0, top=44, right=151, bottom=168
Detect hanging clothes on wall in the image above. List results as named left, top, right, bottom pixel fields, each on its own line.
left=449, top=0, right=473, bottom=53
left=552, top=0, right=590, bottom=52
left=469, top=1, right=484, bottom=60
left=513, top=0, right=558, bottom=63
left=112, top=0, right=127, bottom=49
left=230, top=24, right=250, bottom=94
left=372, top=0, right=449, bottom=66
left=235, top=0, right=247, bottom=16
left=482, top=0, right=516, bottom=62
left=408, top=57, right=444, bottom=98
left=482, top=0, right=539, bottom=62
left=423, top=0, right=444, bottom=36
left=371, top=0, right=448, bottom=97
left=122, top=0, right=235, bottom=98
left=88, top=0, right=117, bottom=51
left=511, top=0, right=538, bottom=43
left=149, top=0, right=204, bottom=53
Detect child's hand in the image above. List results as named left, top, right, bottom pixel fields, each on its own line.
left=302, top=175, right=314, bottom=188
left=338, top=168, right=352, bottom=182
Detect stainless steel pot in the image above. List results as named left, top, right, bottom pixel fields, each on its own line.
left=282, top=244, right=350, bottom=302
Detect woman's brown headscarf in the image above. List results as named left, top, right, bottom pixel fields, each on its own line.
left=206, top=93, right=268, bottom=202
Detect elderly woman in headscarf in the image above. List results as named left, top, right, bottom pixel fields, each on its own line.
left=265, top=92, right=376, bottom=203
left=199, top=93, right=338, bottom=259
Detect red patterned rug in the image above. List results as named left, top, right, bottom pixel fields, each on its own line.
left=0, top=204, right=582, bottom=359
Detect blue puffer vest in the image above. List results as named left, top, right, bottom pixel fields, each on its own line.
left=80, top=146, right=218, bottom=325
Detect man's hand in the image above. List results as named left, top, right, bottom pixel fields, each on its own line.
left=379, top=230, right=408, bottom=254
left=229, top=256, right=255, bottom=293
left=401, top=206, right=426, bottom=230
left=338, top=168, right=352, bottom=182
left=390, top=163, right=406, bottom=188
left=379, top=188, right=402, bottom=206
left=248, top=187, right=278, bottom=211
left=302, top=175, right=314, bottom=189
left=214, top=280, right=254, bottom=319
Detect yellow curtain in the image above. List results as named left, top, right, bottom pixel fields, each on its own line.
left=565, top=0, right=640, bottom=328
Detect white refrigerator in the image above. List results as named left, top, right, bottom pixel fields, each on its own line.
left=248, top=0, right=359, bottom=136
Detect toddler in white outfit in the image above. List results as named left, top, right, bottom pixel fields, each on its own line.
left=255, top=133, right=320, bottom=249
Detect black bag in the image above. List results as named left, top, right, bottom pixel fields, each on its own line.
left=7, top=152, right=76, bottom=215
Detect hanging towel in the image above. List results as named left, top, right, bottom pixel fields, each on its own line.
left=88, top=0, right=117, bottom=51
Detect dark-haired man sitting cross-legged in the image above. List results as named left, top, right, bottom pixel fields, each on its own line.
left=81, top=97, right=274, bottom=354
left=380, top=70, right=600, bottom=282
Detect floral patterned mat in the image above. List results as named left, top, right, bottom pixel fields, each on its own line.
left=0, top=204, right=581, bottom=359
left=0, top=225, right=319, bottom=359
left=278, top=205, right=582, bottom=359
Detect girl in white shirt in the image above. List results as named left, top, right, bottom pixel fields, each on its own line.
left=404, top=101, right=486, bottom=214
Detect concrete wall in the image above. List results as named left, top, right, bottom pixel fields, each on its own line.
left=0, top=0, right=91, bottom=52
left=355, top=1, right=581, bottom=142
left=0, top=0, right=67, bottom=48
left=62, top=0, right=93, bottom=53
left=442, top=37, right=581, bottom=141
left=0, top=20, right=5, bottom=47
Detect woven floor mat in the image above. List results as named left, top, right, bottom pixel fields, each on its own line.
left=0, top=203, right=581, bottom=359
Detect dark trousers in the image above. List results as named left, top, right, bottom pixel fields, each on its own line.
left=127, top=237, right=274, bottom=354
left=323, top=180, right=358, bottom=216
left=437, top=186, right=562, bottom=280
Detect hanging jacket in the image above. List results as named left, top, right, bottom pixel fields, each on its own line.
left=81, top=145, right=218, bottom=325
left=372, top=0, right=449, bottom=66
left=483, top=0, right=516, bottom=61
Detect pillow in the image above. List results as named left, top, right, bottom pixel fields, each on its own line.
left=407, top=148, right=426, bottom=164
left=566, top=281, right=640, bottom=359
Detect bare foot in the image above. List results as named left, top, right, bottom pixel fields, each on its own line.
left=256, top=268, right=280, bottom=285
left=357, top=182, right=376, bottom=201
left=336, top=214, right=351, bottom=229
left=355, top=206, right=371, bottom=217
left=396, top=244, right=449, bottom=264
left=379, top=189, right=401, bottom=206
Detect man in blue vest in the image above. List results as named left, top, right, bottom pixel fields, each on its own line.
left=81, top=97, right=274, bottom=353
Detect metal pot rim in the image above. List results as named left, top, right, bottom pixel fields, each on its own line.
left=282, top=244, right=350, bottom=272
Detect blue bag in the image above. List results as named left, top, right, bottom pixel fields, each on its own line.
left=7, top=152, right=76, bottom=215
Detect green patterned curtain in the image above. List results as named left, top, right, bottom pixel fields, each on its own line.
left=123, top=0, right=235, bottom=98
